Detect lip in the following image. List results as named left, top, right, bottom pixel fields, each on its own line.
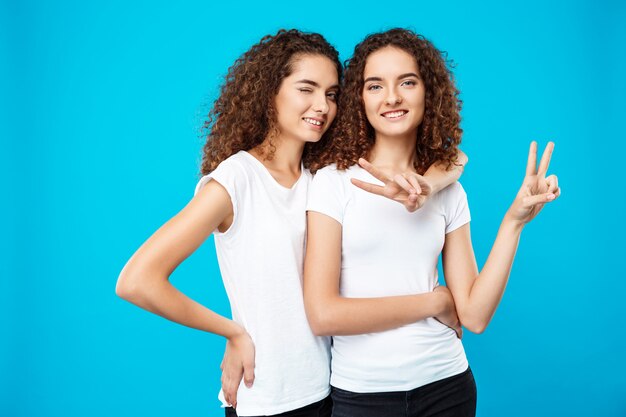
left=380, top=110, right=409, bottom=121
left=302, top=116, right=326, bottom=130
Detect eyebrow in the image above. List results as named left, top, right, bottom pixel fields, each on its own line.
left=364, top=73, right=420, bottom=83
left=295, top=79, right=340, bottom=90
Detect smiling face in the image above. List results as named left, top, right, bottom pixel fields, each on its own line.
left=273, top=54, right=339, bottom=145
left=362, top=46, right=426, bottom=141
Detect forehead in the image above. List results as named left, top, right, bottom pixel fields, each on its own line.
left=288, top=54, right=338, bottom=83
left=364, top=46, right=418, bottom=77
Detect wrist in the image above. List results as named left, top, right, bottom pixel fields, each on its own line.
left=432, top=291, right=448, bottom=317
left=225, top=321, right=246, bottom=341
left=502, top=212, right=525, bottom=233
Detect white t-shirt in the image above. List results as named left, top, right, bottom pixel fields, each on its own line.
left=306, top=164, right=470, bottom=393
left=195, top=151, right=330, bottom=416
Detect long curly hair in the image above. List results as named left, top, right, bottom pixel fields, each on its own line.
left=201, top=29, right=341, bottom=175
left=310, top=28, right=462, bottom=174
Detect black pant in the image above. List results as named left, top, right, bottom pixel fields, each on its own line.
left=225, top=395, right=332, bottom=417
left=330, top=368, right=477, bottom=417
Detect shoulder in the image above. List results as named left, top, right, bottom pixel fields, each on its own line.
left=437, top=181, right=471, bottom=227
left=213, top=151, right=259, bottom=182
left=309, top=164, right=360, bottom=204
left=313, top=163, right=358, bottom=180
left=314, top=163, right=340, bottom=175
left=195, top=151, right=253, bottom=197
left=312, top=164, right=357, bottom=189
left=438, top=181, right=467, bottom=201
left=215, top=151, right=253, bottom=174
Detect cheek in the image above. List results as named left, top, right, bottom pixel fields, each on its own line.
left=416, top=89, right=426, bottom=107
left=277, top=90, right=306, bottom=114
left=329, top=105, right=338, bottom=122
left=362, top=96, right=378, bottom=119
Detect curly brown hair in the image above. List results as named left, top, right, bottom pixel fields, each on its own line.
left=310, top=28, right=462, bottom=174
left=200, top=29, right=341, bottom=175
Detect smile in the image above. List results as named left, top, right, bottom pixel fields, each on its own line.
left=303, top=117, right=324, bottom=127
left=381, top=110, right=408, bottom=119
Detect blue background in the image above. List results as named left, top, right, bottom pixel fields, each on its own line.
left=2, top=0, right=625, bottom=416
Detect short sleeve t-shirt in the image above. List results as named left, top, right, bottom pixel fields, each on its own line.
left=307, top=164, right=470, bottom=393
left=196, top=151, right=330, bottom=416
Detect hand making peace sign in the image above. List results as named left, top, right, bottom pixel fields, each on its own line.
left=506, top=141, right=560, bottom=225
left=350, top=158, right=433, bottom=212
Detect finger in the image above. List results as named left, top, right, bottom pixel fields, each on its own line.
left=412, top=173, right=432, bottom=195
left=243, top=358, right=255, bottom=388
left=351, top=177, right=385, bottom=196
left=523, top=192, right=556, bottom=208
left=537, top=141, right=554, bottom=178
left=525, top=141, right=538, bottom=176
left=554, top=187, right=561, bottom=199
left=225, top=381, right=238, bottom=407
left=223, top=386, right=231, bottom=406
left=545, top=174, right=559, bottom=194
left=230, top=387, right=238, bottom=409
left=406, top=175, right=422, bottom=195
left=358, top=158, right=389, bottom=182
left=405, top=197, right=418, bottom=213
left=393, top=174, right=416, bottom=195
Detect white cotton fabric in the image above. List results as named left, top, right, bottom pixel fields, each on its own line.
left=195, top=151, right=330, bottom=416
left=306, top=164, right=470, bottom=393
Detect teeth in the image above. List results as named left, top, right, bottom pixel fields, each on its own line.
left=383, top=111, right=406, bottom=118
left=304, top=117, right=322, bottom=126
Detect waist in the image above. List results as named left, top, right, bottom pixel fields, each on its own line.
left=330, top=320, right=468, bottom=392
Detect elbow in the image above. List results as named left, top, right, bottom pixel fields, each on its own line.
left=464, top=322, right=487, bottom=335
left=305, top=304, right=335, bottom=336
left=460, top=316, right=489, bottom=335
left=310, top=321, right=333, bottom=337
left=116, top=269, right=144, bottom=304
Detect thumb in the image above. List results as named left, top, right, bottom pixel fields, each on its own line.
left=523, top=192, right=555, bottom=208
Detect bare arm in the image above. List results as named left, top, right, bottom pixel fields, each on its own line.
left=116, top=180, right=237, bottom=335
left=424, top=149, right=468, bottom=193
left=442, top=142, right=560, bottom=334
left=303, top=211, right=450, bottom=336
left=115, top=179, right=254, bottom=407
left=350, top=150, right=468, bottom=212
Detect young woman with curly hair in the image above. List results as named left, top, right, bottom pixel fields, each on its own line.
left=116, top=29, right=341, bottom=417
left=304, top=28, right=560, bottom=417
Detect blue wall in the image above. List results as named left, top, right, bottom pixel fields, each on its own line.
left=3, top=0, right=625, bottom=416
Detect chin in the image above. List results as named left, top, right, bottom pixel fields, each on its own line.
left=381, top=124, right=420, bottom=138
left=302, top=133, right=326, bottom=143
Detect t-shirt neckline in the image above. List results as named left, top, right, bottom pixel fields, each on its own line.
left=240, top=150, right=306, bottom=191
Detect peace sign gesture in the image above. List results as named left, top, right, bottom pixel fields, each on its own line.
left=506, top=141, right=560, bottom=225
left=350, top=158, right=432, bottom=212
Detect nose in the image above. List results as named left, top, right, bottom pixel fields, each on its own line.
left=385, top=89, right=402, bottom=106
left=312, top=94, right=330, bottom=114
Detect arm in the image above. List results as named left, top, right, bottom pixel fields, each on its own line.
left=303, top=211, right=451, bottom=336
left=350, top=149, right=468, bottom=212
left=423, top=149, right=468, bottom=194
left=116, top=179, right=235, bottom=333
left=115, top=179, right=254, bottom=407
left=442, top=142, right=560, bottom=334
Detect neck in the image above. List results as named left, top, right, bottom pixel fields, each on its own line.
left=251, top=134, right=304, bottom=174
left=369, top=131, right=417, bottom=173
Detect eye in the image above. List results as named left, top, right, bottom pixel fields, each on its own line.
left=401, top=80, right=417, bottom=87
left=326, top=91, right=338, bottom=101
left=298, top=88, right=313, bottom=94
left=366, top=84, right=382, bottom=91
